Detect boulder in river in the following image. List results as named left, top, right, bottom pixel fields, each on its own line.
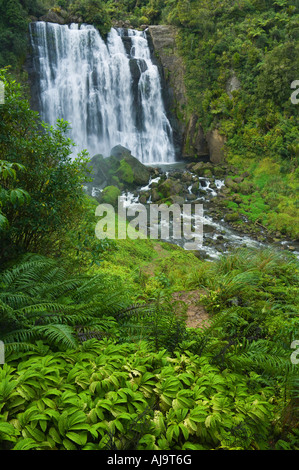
left=157, top=178, right=185, bottom=199
left=86, top=146, right=152, bottom=190
left=110, top=145, right=152, bottom=186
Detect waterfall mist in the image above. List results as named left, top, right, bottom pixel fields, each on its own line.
left=29, top=22, right=176, bottom=164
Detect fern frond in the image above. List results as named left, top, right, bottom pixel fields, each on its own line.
left=2, top=324, right=78, bottom=350
left=0, top=254, right=132, bottom=351
left=35, top=324, right=78, bottom=349
left=220, top=338, right=295, bottom=377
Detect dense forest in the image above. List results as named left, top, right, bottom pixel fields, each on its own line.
left=0, top=0, right=298, bottom=451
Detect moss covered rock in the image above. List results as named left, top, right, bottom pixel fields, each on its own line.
left=224, top=212, right=240, bottom=222
left=110, top=145, right=151, bottom=187
left=158, top=178, right=184, bottom=199
left=98, top=185, right=121, bottom=207
left=116, top=159, right=134, bottom=185
left=87, top=146, right=152, bottom=190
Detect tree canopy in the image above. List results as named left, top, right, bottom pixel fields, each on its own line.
left=0, top=68, right=90, bottom=260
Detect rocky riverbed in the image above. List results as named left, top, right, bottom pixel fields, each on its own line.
left=85, top=149, right=299, bottom=260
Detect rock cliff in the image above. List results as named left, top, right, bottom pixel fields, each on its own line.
left=147, top=25, right=226, bottom=163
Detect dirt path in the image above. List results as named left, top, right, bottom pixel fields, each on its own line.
left=141, top=243, right=211, bottom=329
left=172, top=290, right=210, bottom=329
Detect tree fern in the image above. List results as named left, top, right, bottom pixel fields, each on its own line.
left=219, top=338, right=296, bottom=377
left=0, top=255, right=132, bottom=353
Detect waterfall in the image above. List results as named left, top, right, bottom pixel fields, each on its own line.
left=29, top=21, right=176, bottom=164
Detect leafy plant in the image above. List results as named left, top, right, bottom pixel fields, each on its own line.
left=0, top=69, right=91, bottom=261
left=0, top=160, right=30, bottom=230
left=0, top=338, right=280, bottom=450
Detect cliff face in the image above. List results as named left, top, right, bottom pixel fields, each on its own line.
left=145, top=25, right=186, bottom=160
left=147, top=25, right=225, bottom=163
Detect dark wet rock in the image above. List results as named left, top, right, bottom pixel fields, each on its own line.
left=191, top=162, right=205, bottom=176
left=218, top=186, right=231, bottom=197
left=171, top=195, right=185, bottom=204
left=139, top=193, right=148, bottom=204
left=212, top=166, right=226, bottom=178
left=202, top=168, right=213, bottom=178
left=191, top=182, right=199, bottom=194
left=87, top=146, right=152, bottom=190
left=203, top=224, right=216, bottom=234
left=181, top=171, right=194, bottom=182
left=224, top=177, right=237, bottom=189
left=171, top=171, right=183, bottom=179
left=186, top=193, right=197, bottom=201
left=198, top=188, right=208, bottom=196
left=151, top=187, right=161, bottom=202
left=233, top=176, right=244, bottom=184
left=158, top=178, right=184, bottom=199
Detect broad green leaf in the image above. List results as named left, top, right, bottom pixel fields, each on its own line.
left=24, top=425, right=45, bottom=442
left=184, top=417, right=198, bottom=433
left=39, top=420, right=47, bottom=433
left=63, top=438, right=77, bottom=450
left=12, top=438, right=40, bottom=450
left=179, top=423, right=189, bottom=440
left=48, top=426, right=62, bottom=444
left=66, top=431, right=87, bottom=446
left=0, top=421, right=18, bottom=436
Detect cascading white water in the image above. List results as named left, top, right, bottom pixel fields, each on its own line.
left=29, top=21, right=176, bottom=164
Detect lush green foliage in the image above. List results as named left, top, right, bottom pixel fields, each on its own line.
left=0, top=244, right=298, bottom=450
left=0, top=160, right=30, bottom=231
left=68, top=0, right=112, bottom=34
left=0, top=69, right=90, bottom=260
left=0, top=339, right=283, bottom=450
left=162, top=0, right=299, bottom=237
left=0, top=254, right=123, bottom=352
left=0, top=0, right=45, bottom=69
left=0, top=252, right=187, bottom=355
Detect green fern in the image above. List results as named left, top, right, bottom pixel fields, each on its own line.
left=0, top=255, right=131, bottom=353
left=0, top=254, right=182, bottom=354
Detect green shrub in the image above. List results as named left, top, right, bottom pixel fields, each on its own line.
left=69, top=0, right=112, bottom=35
left=0, top=69, right=90, bottom=260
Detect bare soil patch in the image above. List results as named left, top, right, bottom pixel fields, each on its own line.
left=172, top=290, right=211, bottom=329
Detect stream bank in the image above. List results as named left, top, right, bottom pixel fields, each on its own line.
left=86, top=157, right=299, bottom=260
